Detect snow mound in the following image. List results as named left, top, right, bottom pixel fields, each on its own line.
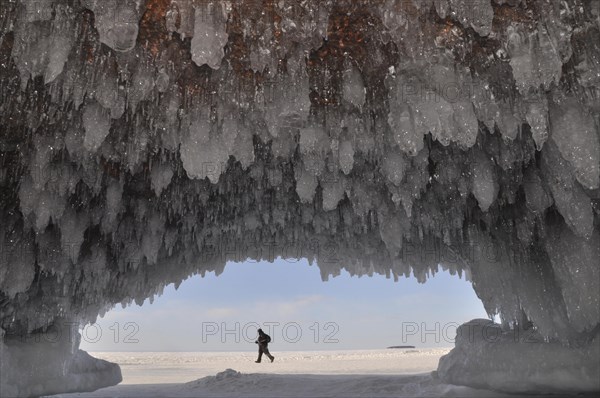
left=181, top=370, right=507, bottom=398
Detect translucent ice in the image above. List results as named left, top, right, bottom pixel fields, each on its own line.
left=549, top=98, right=600, bottom=190
left=507, top=24, right=563, bottom=94
left=321, top=174, right=346, bottom=211
left=150, top=163, right=174, bottom=197
left=295, top=163, right=319, bottom=204
left=190, top=2, right=229, bottom=70
left=84, top=0, right=143, bottom=52
left=470, top=151, right=497, bottom=212
left=342, top=64, right=366, bottom=109
left=447, top=0, right=494, bottom=37
left=338, top=139, right=355, bottom=175
left=82, top=102, right=111, bottom=153
left=541, top=140, right=594, bottom=238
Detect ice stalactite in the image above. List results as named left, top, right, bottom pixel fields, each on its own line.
left=0, top=0, right=599, bottom=396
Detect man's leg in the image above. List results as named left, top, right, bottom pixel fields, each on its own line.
left=256, top=346, right=263, bottom=363
left=263, top=346, right=274, bottom=362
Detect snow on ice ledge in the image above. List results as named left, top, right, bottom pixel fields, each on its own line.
left=0, top=0, right=599, bottom=396
left=437, top=319, right=600, bottom=393
left=0, top=325, right=121, bottom=397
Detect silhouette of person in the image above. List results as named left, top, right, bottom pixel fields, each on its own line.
left=255, top=328, right=274, bottom=363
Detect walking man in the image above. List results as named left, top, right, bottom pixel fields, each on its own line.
left=255, top=328, right=275, bottom=363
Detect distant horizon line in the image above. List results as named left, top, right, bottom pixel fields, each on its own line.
left=87, top=346, right=454, bottom=353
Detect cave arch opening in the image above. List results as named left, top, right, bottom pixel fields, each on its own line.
left=79, top=257, right=488, bottom=354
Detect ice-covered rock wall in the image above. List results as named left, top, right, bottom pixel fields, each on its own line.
left=0, top=0, right=599, bottom=395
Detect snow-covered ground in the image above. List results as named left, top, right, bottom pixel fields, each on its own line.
left=45, top=349, right=516, bottom=397
left=67, top=349, right=449, bottom=384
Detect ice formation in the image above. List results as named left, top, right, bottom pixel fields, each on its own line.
left=0, top=0, right=599, bottom=396
left=437, top=319, right=600, bottom=393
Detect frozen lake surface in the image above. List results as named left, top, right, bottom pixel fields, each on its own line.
left=87, top=348, right=448, bottom=384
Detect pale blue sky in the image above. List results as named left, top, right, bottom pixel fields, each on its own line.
left=81, top=258, right=489, bottom=352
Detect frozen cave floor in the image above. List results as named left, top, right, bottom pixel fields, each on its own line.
left=46, top=370, right=598, bottom=398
